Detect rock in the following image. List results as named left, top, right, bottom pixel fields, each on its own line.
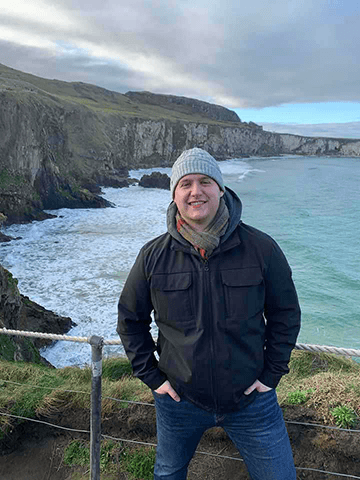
left=0, top=232, right=14, bottom=242
left=139, top=172, right=170, bottom=190
left=18, top=295, right=74, bottom=349
left=33, top=166, right=113, bottom=211
left=0, top=264, right=76, bottom=364
left=93, top=173, right=129, bottom=189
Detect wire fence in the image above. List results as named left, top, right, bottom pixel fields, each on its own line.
left=1, top=327, right=360, bottom=480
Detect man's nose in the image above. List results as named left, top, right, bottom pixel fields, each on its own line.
left=190, top=182, right=202, bottom=195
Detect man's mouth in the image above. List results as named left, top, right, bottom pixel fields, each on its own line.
left=189, top=201, right=205, bottom=206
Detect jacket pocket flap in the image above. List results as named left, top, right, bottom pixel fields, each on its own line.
left=221, top=268, right=263, bottom=287
left=152, top=272, right=192, bottom=291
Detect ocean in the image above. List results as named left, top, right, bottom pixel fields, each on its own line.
left=1, top=155, right=359, bottom=367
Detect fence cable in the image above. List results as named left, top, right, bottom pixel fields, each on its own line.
left=284, top=419, right=360, bottom=433
left=1, top=328, right=360, bottom=357
left=293, top=468, right=360, bottom=479
left=0, top=412, right=89, bottom=434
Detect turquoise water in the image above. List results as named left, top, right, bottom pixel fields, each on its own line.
left=224, top=156, right=360, bottom=350
left=1, top=155, right=359, bottom=366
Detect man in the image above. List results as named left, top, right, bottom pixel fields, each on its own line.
left=117, top=148, right=301, bottom=480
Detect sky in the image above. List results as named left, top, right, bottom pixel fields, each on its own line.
left=1, top=0, right=360, bottom=138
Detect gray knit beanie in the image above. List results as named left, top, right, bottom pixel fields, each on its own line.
left=170, top=148, right=225, bottom=197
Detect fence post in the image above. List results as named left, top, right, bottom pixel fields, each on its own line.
left=89, top=335, right=104, bottom=480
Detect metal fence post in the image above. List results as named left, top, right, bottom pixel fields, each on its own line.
left=89, top=335, right=104, bottom=480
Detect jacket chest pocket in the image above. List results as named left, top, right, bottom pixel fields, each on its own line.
left=221, top=268, right=264, bottom=321
left=151, top=273, right=194, bottom=325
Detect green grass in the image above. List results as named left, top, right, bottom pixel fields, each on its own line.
left=121, top=446, right=156, bottom=480
left=331, top=405, right=357, bottom=429
left=64, top=440, right=90, bottom=467
left=102, top=356, right=133, bottom=380
left=63, top=439, right=156, bottom=479
left=287, top=388, right=315, bottom=405
left=286, top=350, right=355, bottom=378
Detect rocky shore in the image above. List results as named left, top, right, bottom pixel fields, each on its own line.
left=0, top=264, right=75, bottom=365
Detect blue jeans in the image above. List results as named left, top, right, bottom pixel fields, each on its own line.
left=153, top=389, right=296, bottom=480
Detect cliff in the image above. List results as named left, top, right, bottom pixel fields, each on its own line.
left=279, top=133, right=360, bottom=156
left=1, top=63, right=360, bottom=224
left=0, top=265, right=75, bottom=364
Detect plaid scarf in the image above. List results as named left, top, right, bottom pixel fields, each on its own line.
left=176, top=197, right=229, bottom=259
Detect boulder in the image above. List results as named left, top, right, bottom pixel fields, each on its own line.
left=0, top=232, right=15, bottom=243
left=139, top=172, right=170, bottom=190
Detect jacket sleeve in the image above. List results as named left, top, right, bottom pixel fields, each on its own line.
left=117, top=248, right=167, bottom=390
left=258, top=241, right=301, bottom=389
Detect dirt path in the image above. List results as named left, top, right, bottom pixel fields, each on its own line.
left=0, top=405, right=359, bottom=480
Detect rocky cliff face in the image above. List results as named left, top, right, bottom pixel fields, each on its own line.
left=279, top=133, right=360, bottom=156
left=0, top=265, right=75, bottom=364
left=0, top=87, right=116, bottom=224
left=1, top=63, right=360, bottom=225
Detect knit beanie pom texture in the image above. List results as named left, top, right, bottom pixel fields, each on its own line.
left=170, top=148, right=225, bottom=197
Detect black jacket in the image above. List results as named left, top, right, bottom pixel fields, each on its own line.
left=117, top=188, right=301, bottom=413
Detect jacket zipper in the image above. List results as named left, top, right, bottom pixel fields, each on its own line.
left=202, top=257, right=218, bottom=411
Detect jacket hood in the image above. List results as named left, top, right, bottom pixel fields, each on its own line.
left=167, top=186, right=242, bottom=246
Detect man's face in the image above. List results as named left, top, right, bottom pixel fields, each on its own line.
left=174, top=174, right=224, bottom=231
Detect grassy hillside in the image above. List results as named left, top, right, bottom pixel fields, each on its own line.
left=0, top=63, right=243, bottom=126
left=0, top=351, right=359, bottom=479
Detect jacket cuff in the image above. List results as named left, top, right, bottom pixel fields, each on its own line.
left=141, top=369, right=167, bottom=391
left=258, top=370, right=283, bottom=389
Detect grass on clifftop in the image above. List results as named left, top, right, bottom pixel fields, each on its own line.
left=0, top=351, right=359, bottom=478
left=0, top=351, right=359, bottom=431
left=0, top=63, right=243, bottom=126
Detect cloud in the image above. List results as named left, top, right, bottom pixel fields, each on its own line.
left=0, top=40, right=148, bottom=92
left=1, top=0, right=360, bottom=110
